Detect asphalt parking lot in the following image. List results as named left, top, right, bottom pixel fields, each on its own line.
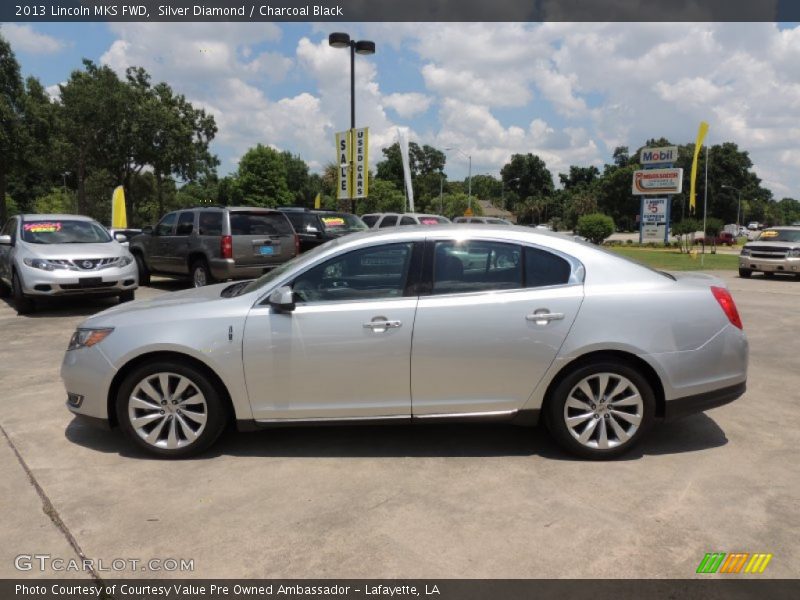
left=1, top=272, right=798, bottom=580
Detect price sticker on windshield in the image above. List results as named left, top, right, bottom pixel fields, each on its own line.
left=321, top=217, right=345, bottom=228
left=23, top=222, right=62, bottom=233
left=760, top=230, right=779, bottom=238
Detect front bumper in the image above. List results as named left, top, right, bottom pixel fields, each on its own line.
left=18, top=261, right=138, bottom=296
left=61, top=343, right=117, bottom=422
left=739, top=256, right=800, bottom=274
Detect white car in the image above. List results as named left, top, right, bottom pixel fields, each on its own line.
left=0, top=214, right=138, bottom=314
left=361, top=213, right=450, bottom=228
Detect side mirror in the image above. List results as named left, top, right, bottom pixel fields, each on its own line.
left=142, top=225, right=154, bottom=235
left=0, top=235, right=11, bottom=246
left=114, top=233, right=128, bottom=243
left=268, top=285, right=295, bottom=313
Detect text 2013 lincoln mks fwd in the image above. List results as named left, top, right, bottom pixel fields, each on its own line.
left=62, top=225, right=748, bottom=459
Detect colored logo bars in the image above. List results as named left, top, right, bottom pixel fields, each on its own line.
left=696, top=552, right=773, bottom=574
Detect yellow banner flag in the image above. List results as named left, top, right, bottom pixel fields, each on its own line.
left=689, top=121, right=709, bottom=215
left=314, top=193, right=321, bottom=209
left=111, top=185, right=127, bottom=228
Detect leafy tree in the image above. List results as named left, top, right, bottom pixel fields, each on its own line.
left=375, top=142, right=447, bottom=205
left=563, top=189, right=599, bottom=230
left=671, top=218, right=701, bottom=253
left=702, top=217, right=725, bottom=253
left=33, top=187, right=76, bottom=214
left=559, top=165, right=600, bottom=190
left=576, top=213, right=615, bottom=244
left=0, top=34, right=25, bottom=223
left=357, top=179, right=405, bottom=214
left=233, top=144, right=292, bottom=207
left=440, top=192, right=483, bottom=220
left=500, top=153, right=554, bottom=212
left=612, top=146, right=630, bottom=168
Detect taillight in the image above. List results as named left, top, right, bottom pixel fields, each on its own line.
left=220, top=235, right=233, bottom=259
left=711, top=286, right=743, bottom=329
left=294, top=234, right=300, bottom=255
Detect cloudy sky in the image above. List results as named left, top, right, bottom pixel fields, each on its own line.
left=3, top=21, right=800, bottom=198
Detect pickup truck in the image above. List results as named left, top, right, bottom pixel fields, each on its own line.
left=697, top=232, right=736, bottom=246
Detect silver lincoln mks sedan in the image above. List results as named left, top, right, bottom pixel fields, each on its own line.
left=61, top=225, right=748, bottom=459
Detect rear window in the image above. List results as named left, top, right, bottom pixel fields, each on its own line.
left=229, top=212, right=293, bottom=236
left=319, top=213, right=368, bottom=233
left=420, top=216, right=448, bottom=225
left=199, top=211, right=223, bottom=236
left=379, top=215, right=398, bottom=228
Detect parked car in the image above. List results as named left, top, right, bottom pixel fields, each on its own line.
left=453, top=216, right=513, bottom=225
left=747, top=221, right=761, bottom=231
left=739, top=226, right=800, bottom=278
left=62, top=224, right=748, bottom=459
left=279, top=208, right=368, bottom=252
left=697, top=232, right=735, bottom=246
left=361, top=213, right=451, bottom=228
left=0, top=214, right=138, bottom=314
left=129, top=207, right=298, bottom=288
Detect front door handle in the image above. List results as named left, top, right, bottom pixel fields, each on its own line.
left=363, top=318, right=402, bottom=332
left=526, top=310, right=565, bottom=325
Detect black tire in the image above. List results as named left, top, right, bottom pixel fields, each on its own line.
left=738, top=268, right=752, bottom=279
left=545, top=360, right=656, bottom=460
left=118, top=289, right=135, bottom=303
left=191, top=258, right=213, bottom=288
left=11, top=271, right=35, bottom=315
left=134, top=252, right=150, bottom=286
left=116, top=360, right=228, bottom=458
left=0, top=278, right=10, bottom=299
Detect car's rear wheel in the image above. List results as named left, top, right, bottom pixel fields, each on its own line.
left=134, top=253, right=150, bottom=286
left=116, top=360, right=227, bottom=458
left=118, top=289, right=135, bottom=303
left=12, top=271, right=35, bottom=315
left=738, top=268, right=752, bottom=278
left=191, top=259, right=213, bottom=288
left=546, top=361, right=655, bottom=459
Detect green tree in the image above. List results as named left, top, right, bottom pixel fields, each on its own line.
left=233, top=144, right=292, bottom=207
left=375, top=142, right=447, bottom=206
left=357, top=179, right=405, bottom=214
left=703, top=217, right=725, bottom=253
left=33, top=187, right=76, bottom=214
left=0, top=33, right=25, bottom=223
left=671, top=218, right=701, bottom=253
left=440, top=192, right=483, bottom=220
left=576, top=213, right=615, bottom=244
left=500, top=154, right=554, bottom=212
left=559, top=165, right=600, bottom=190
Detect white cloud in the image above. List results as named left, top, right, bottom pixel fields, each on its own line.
left=383, top=92, right=432, bottom=119
left=1, top=24, right=64, bottom=54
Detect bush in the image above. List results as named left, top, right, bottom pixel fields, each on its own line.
left=576, top=213, right=615, bottom=245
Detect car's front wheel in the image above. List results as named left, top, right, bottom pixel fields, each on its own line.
left=545, top=360, right=655, bottom=459
left=12, top=271, right=35, bottom=315
left=117, top=360, right=228, bottom=458
left=738, top=268, right=752, bottom=278
left=134, top=253, right=150, bottom=286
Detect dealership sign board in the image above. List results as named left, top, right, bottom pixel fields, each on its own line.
left=335, top=130, right=351, bottom=200
left=632, top=168, right=683, bottom=195
left=641, top=197, right=668, bottom=223
left=640, top=146, right=678, bottom=166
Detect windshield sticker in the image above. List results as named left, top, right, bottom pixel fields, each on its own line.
left=760, top=230, right=779, bottom=238
left=420, top=218, right=440, bottom=225
left=321, top=217, right=345, bottom=227
left=24, top=222, right=62, bottom=233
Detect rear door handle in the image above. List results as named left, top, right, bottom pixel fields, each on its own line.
left=526, top=310, right=564, bottom=324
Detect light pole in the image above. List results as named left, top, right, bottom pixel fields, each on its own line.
left=722, top=184, right=742, bottom=230
left=446, top=146, right=472, bottom=212
left=329, top=32, right=375, bottom=213
left=439, top=171, right=444, bottom=215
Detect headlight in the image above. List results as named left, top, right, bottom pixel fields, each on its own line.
left=67, top=328, right=114, bottom=351
left=790, top=249, right=800, bottom=258
left=740, top=248, right=751, bottom=256
left=117, top=255, right=133, bottom=267
left=23, top=258, right=66, bottom=271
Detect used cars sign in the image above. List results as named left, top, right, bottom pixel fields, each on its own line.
left=632, top=168, right=684, bottom=195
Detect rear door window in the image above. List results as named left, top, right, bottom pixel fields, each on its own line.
left=432, top=240, right=522, bottom=295
left=198, top=211, right=223, bottom=236
left=175, top=212, right=195, bottom=236
left=361, top=215, right=379, bottom=227
left=399, top=216, right=416, bottom=226
left=378, top=215, right=399, bottom=228
left=524, top=246, right=572, bottom=287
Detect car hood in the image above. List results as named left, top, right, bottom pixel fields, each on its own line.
left=22, top=241, right=125, bottom=258
left=81, top=282, right=241, bottom=327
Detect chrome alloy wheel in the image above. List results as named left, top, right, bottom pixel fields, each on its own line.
left=192, top=266, right=207, bottom=287
left=563, top=373, right=644, bottom=450
left=128, top=372, right=208, bottom=450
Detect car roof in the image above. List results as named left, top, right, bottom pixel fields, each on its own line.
left=20, top=214, right=95, bottom=221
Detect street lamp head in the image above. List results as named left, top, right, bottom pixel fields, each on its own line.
left=355, top=40, right=376, bottom=55
left=328, top=32, right=351, bottom=48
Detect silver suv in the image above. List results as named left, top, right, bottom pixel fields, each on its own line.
left=129, top=207, right=298, bottom=287
left=0, top=214, right=138, bottom=314
left=739, top=226, right=800, bottom=279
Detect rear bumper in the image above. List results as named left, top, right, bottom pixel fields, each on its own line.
left=664, top=382, right=746, bottom=421
left=209, top=258, right=288, bottom=280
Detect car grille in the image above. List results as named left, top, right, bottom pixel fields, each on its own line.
left=60, top=281, right=117, bottom=290
left=50, top=258, right=120, bottom=271
left=745, top=246, right=789, bottom=260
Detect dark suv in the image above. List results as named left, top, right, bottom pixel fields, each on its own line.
left=130, top=207, right=298, bottom=287
left=278, top=208, right=368, bottom=252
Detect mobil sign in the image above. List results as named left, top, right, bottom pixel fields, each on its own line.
left=632, top=168, right=683, bottom=195
left=640, top=145, right=677, bottom=166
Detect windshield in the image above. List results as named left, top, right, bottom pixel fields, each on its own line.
left=757, top=229, right=800, bottom=242
left=319, top=213, right=368, bottom=233
left=21, top=220, right=112, bottom=244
